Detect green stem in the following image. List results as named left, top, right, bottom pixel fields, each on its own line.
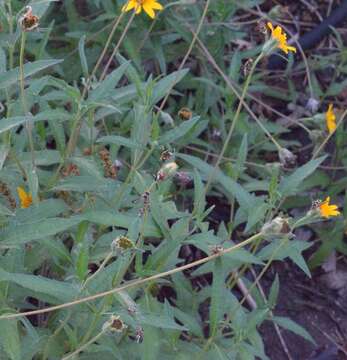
left=196, top=51, right=265, bottom=215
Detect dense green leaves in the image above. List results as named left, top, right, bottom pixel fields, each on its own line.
left=0, top=1, right=338, bottom=358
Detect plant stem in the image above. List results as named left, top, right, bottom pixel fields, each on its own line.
left=0, top=232, right=263, bottom=320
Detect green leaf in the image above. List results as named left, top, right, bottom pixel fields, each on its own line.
left=0, top=110, right=71, bottom=134
left=54, top=176, right=117, bottom=193
left=0, top=319, right=21, bottom=360
left=193, top=169, right=206, bottom=218
left=13, top=199, right=68, bottom=224
left=30, top=0, right=57, bottom=17
left=138, top=312, right=187, bottom=330
left=158, top=116, right=200, bottom=145
left=89, top=61, right=129, bottom=102
left=234, top=134, right=248, bottom=179
left=0, top=267, right=78, bottom=303
left=0, top=59, right=63, bottom=90
left=0, top=217, right=82, bottom=245
left=97, top=135, right=143, bottom=149
left=273, top=316, right=315, bottom=344
left=150, top=69, right=189, bottom=105
left=279, top=156, right=326, bottom=196
left=268, top=274, right=279, bottom=309
left=0, top=203, right=14, bottom=216
left=81, top=211, right=161, bottom=237
left=78, top=35, right=88, bottom=78
left=178, top=153, right=255, bottom=210
left=209, top=258, right=224, bottom=336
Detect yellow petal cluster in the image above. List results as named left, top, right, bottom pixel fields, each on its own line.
left=325, top=103, right=336, bottom=134
left=267, top=22, right=296, bottom=54
left=17, top=186, right=32, bottom=209
left=319, top=196, right=340, bottom=218
left=122, top=0, right=163, bottom=19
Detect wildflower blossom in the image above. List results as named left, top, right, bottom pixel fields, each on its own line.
left=267, top=22, right=296, bottom=54
left=319, top=197, right=340, bottom=218
left=17, top=186, right=32, bottom=209
left=122, top=0, right=163, bottom=19
left=325, top=103, right=336, bottom=134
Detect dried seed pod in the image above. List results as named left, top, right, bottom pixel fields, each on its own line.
left=178, top=107, right=192, bottom=120
left=0, top=181, right=16, bottom=209
left=61, top=163, right=80, bottom=177
left=306, top=98, right=320, bottom=114
left=209, top=245, right=224, bottom=255
left=103, top=315, right=127, bottom=333
left=256, top=20, right=268, bottom=35
left=20, top=6, right=39, bottom=32
left=111, top=236, right=135, bottom=254
left=160, top=149, right=173, bottom=162
left=134, top=326, right=144, bottom=343
left=155, top=162, right=178, bottom=182
left=242, top=58, right=254, bottom=77
left=99, top=148, right=117, bottom=179
left=261, top=216, right=292, bottom=239
left=278, top=148, right=297, bottom=168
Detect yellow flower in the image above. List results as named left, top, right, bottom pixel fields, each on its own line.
left=17, top=186, right=32, bottom=209
left=122, top=0, right=163, bottom=19
left=325, top=103, right=336, bottom=134
left=319, top=196, right=340, bottom=218
left=267, top=22, right=296, bottom=54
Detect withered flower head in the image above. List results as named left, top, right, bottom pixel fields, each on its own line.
left=160, top=149, right=173, bottom=162
left=261, top=216, right=292, bottom=239
left=112, top=236, right=135, bottom=253
left=103, top=315, right=127, bottom=333
left=20, top=6, right=39, bottom=32
left=155, top=161, right=178, bottom=182
left=243, top=58, right=254, bottom=77
left=178, top=107, right=193, bottom=120
left=278, top=147, right=297, bottom=168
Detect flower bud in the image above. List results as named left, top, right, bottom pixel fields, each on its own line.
left=261, top=216, right=291, bottom=239
left=111, top=236, right=135, bottom=254
left=278, top=148, right=297, bottom=168
left=155, top=162, right=178, bottom=182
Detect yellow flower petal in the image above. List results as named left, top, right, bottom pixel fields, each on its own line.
left=319, top=196, right=340, bottom=218
left=267, top=22, right=296, bottom=54
left=135, top=4, right=142, bottom=14
left=17, top=186, right=32, bottom=209
left=143, top=2, right=156, bottom=18
left=150, top=1, right=163, bottom=10
left=325, top=103, right=336, bottom=134
left=122, top=0, right=163, bottom=18
left=122, top=0, right=137, bottom=12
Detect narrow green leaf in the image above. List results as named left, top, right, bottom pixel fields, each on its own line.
left=0, top=217, right=82, bottom=245
left=209, top=258, right=224, bottom=336
left=89, top=61, right=129, bottom=102
left=0, top=59, right=63, bottom=90
left=0, top=110, right=71, bottom=134
left=0, top=267, right=78, bottom=302
left=151, top=69, right=189, bottom=105
left=158, top=116, right=200, bottom=145
left=0, top=319, right=21, bottom=360
left=97, top=135, right=143, bottom=149
left=78, top=35, right=88, bottom=78
left=279, top=156, right=326, bottom=196
left=268, top=274, right=279, bottom=309
left=273, top=316, right=315, bottom=344
left=178, top=153, right=255, bottom=210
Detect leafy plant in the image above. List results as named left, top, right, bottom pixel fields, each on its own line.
left=0, top=1, right=344, bottom=359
